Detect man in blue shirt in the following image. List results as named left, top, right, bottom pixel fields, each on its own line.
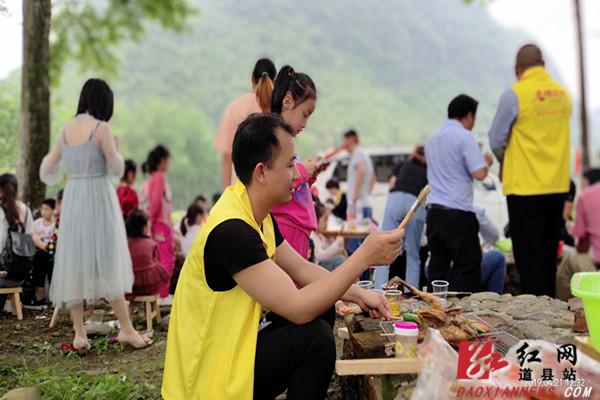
left=425, top=94, right=492, bottom=292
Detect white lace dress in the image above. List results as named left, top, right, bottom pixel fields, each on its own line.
left=40, top=114, right=133, bottom=308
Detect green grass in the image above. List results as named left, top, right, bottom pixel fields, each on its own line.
left=1, top=366, right=158, bottom=400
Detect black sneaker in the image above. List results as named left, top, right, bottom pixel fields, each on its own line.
left=22, top=298, right=49, bottom=310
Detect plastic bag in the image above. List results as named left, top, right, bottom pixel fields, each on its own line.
left=410, top=328, right=458, bottom=400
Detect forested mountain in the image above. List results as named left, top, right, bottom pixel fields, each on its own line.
left=2, top=0, right=544, bottom=207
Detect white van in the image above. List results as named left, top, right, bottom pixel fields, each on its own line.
left=314, top=147, right=508, bottom=234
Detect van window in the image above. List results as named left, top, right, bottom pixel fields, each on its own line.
left=373, top=154, right=410, bottom=182
left=332, top=153, right=411, bottom=183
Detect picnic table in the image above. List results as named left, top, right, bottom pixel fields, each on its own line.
left=322, top=230, right=370, bottom=240
left=336, top=314, right=420, bottom=400
left=335, top=293, right=599, bottom=400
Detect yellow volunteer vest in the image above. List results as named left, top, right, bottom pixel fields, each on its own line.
left=162, top=180, right=276, bottom=400
left=502, top=66, right=571, bottom=196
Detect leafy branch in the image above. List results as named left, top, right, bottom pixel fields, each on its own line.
left=50, top=0, right=198, bottom=86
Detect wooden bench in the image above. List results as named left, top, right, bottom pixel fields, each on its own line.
left=0, top=287, right=23, bottom=320
left=50, top=296, right=163, bottom=330
left=130, top=294, right=161, bottom=331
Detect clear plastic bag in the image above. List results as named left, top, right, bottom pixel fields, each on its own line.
left=409, top=328, right=458, bottom=400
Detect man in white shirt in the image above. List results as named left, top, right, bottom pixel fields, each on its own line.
left=343, top=130, right=375, bottom=220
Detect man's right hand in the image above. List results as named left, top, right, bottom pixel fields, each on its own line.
left=484, top=151, right=494, bottom=167
left=355, top=229, right=404, bottom=266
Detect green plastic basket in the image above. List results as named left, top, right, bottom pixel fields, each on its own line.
left=571, top=272, right=600, bottom=352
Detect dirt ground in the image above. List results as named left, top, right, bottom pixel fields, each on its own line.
left=0, top=305, right=343, bottom=399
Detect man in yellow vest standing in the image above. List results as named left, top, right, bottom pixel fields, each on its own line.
left=489, top=44, right=571, bottom=297
left=162, top=113, right=404, bottom=400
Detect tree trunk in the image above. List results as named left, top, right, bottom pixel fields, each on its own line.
left=18, top=0, right=51, bottom=209
left=574, top=0, right=590, bottom=170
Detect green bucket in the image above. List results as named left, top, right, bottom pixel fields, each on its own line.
left=571, top=272, right=600, bottom=352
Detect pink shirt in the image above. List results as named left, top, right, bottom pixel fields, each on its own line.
left=214, top=92, right=261, bottom=155
left=573, top=183, right=600, bottom=263
left=140, top=171, right=173, bottom=225
left=272, top=161, right=318, bottom=236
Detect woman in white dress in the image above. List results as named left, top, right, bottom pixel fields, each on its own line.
left=40, top=78, right=151, bottom=350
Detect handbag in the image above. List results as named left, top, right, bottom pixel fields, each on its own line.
left=0, top=207, right=35, bottom=280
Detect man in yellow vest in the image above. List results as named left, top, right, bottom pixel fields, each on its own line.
left=162, top=113, right=404, bottom=400
left=488, top=44, right=571, bottom=296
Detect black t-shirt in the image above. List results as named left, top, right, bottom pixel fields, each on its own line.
left=332, top=192, right=347, bottom=221
left=391, top=159, right=428, bottom=197
left=203, top=216, right=284, bottom=291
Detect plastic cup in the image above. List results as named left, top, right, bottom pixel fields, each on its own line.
left=385, top=290, right=402, bottom=317
left=357, top=280, right=374, bottom=290
left=571, top=272, right=600, bottom=351
left=90, top=309, right=105, bottom=325
left=432, top=280, right=449, bottom=302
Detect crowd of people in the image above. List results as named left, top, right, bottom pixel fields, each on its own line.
left=0, top=43, right=598, bottom=400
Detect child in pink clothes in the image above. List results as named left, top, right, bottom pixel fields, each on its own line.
left=270, top=65, right=325, bottom=259
left=271, top=162, right=317, bottom=258
left=140, top=145, right=174, bottom=298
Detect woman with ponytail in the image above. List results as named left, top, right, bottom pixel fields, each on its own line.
left=270, top=65, right=323, bottom=261
left=215, top=58, right=277, bottom=188
left=139, top=144, right=174, bottom=302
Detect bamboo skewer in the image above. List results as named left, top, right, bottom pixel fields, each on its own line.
left=397, top=185, right=431, bottom=231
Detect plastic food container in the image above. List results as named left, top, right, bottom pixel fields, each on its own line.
left=394, top=321, right=418, bottom=358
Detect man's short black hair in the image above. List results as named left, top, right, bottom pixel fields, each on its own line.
left=326, top=179, right=340, bottom=189
left=57, top=189, right=64, bottom=201
left=41, top=198, right=56, bottom=209
left=447, top=94, right=478, bottom=119
left=232, top=113, right=294, bottom=185
left=343, top=129, right=358, bottom=139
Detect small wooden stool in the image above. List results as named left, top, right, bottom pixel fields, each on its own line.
left=0, top=287, right=23, bottom=320
left=130, top=294, right=161, bottom=331
left=49, top=302, right=99, bottom=328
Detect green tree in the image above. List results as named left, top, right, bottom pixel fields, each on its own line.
left=18, top=0, right=196, bottom=209
left=0, top=74, right=19, bottom=172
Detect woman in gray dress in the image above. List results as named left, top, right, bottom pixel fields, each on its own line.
left=40, top=78, right=151, bottom=350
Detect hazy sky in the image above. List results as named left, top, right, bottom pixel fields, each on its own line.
left=489, top=0, right=600, bottom=109
left=1, top=0, right=598, bottom=107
